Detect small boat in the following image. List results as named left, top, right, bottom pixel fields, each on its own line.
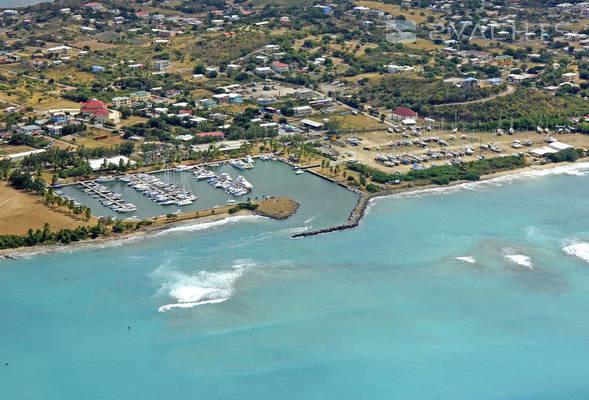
left=174, top=165, right=193, bottom=172
left=295, top=169, right=304, bottom=175
left=96, top=176, right=115, bottom=182
left=227, top=199, right=237, bottom=205
left=230, top=155, right=254, bottom=170
left=236, top=175, right=253, bottom=190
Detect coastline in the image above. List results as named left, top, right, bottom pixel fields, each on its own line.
left=2, top=159, right=587, bottom=255
left=0, top=210, right=258, bottom=259
left=292, top=158, right=589, bottom=238
left=0, top=198, right=299, bottom=259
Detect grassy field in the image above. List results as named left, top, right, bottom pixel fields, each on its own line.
left=118, top=116, right=149, bottom=127
left=35, top=97, right=81, bottom=111
left=62, top=131, right=125, bottom=148
left=309, top=112, right=386, bottom=129
left=71, top=39, right=120, bottom=51
left=0, top=183, right=92, bottom=235
left=355, top=1, right=438, bottom=23
left=0, top=145, right=35, bottom=155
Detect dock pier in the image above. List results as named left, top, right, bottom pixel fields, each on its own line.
left=79, top=182, right=127, bottom=208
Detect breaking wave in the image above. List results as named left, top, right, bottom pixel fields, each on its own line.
left=563, top=242, right=589, bottom=264
left=455, top=256, right=476, bottom=264
left=155, top=215, right=266, bottom=236
left=505, top=254, right=534, bottom=270
left=154, top=259, right=256, bottom=312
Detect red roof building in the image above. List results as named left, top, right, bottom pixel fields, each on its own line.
left=195, top=131, right=224, bottom=138
left=391, top=106, right=418, bottom=120
left=271, top=61, right=289, bottom=73
left=84, top=2, right=103, bottom=10
left=81, top=99, right=107, bottom=113
left=81, top=99, right=109, bottom=120
left=91, top=108, right=110, bottom=121
left=93, top=109, right=109, bottom=116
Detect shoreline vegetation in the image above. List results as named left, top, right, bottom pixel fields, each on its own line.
left=1, top=151, right=587, bottom=256
left=0, top=198, right=298, bottom=256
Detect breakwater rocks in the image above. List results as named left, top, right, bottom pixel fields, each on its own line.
left=291, top=195, right=370, bottom=239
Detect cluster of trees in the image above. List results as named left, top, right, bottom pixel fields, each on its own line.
left=348, top=155, right=527, bottom=186
left=228, top=202, right=259, bottom=214
left=357, top=75, right=504, bottom=112
left=426, top=88, right=587, bottom=123
left=0, top=224, right=100, bottom=249
left=20, top=143, right=134, bottom=178
left=43, top=191, right=92, bottom=219
left=547, top=148, right=585, bottom=163
left=8, top=170, right=46, bottom=194
left=0, top=159, right=12, bottom=179
left=8, top=133, right=49, bottom=148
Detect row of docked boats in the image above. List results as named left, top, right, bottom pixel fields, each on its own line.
left=80, top=180, right=137, bottom=213
left=54, top=190, right=82, bottom=208
left=120, top=173, right=198, bottom=206
left=258, top=154, right=277, bottom=161
left=206, top=172, right=253, bottom=197
left=230, top=155, right=255, bottom=170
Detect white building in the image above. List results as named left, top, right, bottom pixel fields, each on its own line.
left=47, top=45, right=73, bottom=55
left=293, top=106, right=313, bottom=117
left=88, top=156, right=135, bottom=171
left=153, top=59, right=171, bottom=71
left=226, top=64, right=241, bottom=71
left=255, top=67, right=272, bottom=76
left=111, top=96, right=131, bottom=107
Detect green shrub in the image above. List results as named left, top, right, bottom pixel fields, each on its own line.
left=547, top=148, right=581, bottom=163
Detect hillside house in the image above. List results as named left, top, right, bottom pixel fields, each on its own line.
left=391, top=106, right=418, bottom=121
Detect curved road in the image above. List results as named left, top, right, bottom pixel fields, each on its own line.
left=433, top=85, right=516, bottom=107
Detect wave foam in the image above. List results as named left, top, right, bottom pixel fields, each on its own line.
left=456, top=256, right=476, bottom=264
left=155, top=215, right=265, bottom=236
left=505, top=254, right=534, bottom=270
left=154, top=260, right=253, bottom=313
left=563, top=242, right=589, bottom=264
left=158, top=298, right=228, bottom=312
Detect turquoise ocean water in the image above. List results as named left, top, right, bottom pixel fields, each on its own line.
left=1, top=163, right=589, bottom=399
left=0, top=0, right=51, bottom=8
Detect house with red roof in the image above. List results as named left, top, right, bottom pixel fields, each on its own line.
left=83, top=2, right=103, bottom=11
left=271, top=61, right=289, bottom=73
left=92, top=108, right=110, bottom=122
left=391, top=106, right=418, bottom=121
left=135, top=10, right=149, bottom=18
left=195, top=131, right=224, bottom=139
left=81, top=98, right=110, bottom=121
